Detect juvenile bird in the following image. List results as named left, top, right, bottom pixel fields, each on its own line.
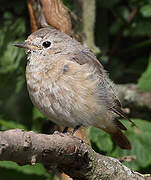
left=13, top=27, right=134, bottom=149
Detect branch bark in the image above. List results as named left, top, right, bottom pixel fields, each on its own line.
left=118, top=84, right=151, bottom=111
left=118, top=84, right=151, bottom=120
left=0, top=129, right=150, bottom=180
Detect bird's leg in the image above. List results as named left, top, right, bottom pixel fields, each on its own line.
left=62, top=127, right=69, bottom=133
left=62, top=125, right=81, bottom=135
left=70, top=125, right=81, bottom=135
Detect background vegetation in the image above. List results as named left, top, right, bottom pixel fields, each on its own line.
left=0, top=0, right=151, bottom=179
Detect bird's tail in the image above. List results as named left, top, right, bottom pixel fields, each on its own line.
left=101, top=119, right=131, bottom=149
left=104, top=127, right=131, bottom=149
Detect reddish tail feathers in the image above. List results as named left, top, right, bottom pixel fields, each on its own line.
left=104, top=119, right=131, bottom=149
left=110, top=129, right=131, bottom=149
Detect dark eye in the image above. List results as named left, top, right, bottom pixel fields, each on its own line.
left=42, top=41, right=51, bottom=48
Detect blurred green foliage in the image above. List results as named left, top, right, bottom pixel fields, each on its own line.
left=0, top=0, right=151, bottom=179
left=138, top=54, right=151, bottom=92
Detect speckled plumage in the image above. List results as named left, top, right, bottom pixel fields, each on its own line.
left=14, top=27, right=133, bottom=149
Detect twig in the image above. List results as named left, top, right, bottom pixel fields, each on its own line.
left=118, top=155, right=136, bottom=163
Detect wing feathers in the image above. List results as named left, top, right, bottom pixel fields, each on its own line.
left=110, top=106, right=136, bottom=126
left=114, top=119, right=127, bottom=130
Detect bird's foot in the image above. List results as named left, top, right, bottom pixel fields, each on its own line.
left=62, top=125, right=81, bottom=136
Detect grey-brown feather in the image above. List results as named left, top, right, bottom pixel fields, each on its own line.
left=68, top=48, right=135, bottom=127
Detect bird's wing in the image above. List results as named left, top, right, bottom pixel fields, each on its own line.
left=68, top=48, right=135, bottom=126
left=69, top=48, right=105, bottom=74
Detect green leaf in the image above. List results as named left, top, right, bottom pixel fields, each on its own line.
left=0, top=161, right=52, bottom=179
left=0, top=17, right=26, bottom=74
left=15, top=74, right=25, bottom=93
left=90, top=127, right=113, bottom=152
left=32, top=107, right=46, bottom=132
left=124, top=19, right=151, bottom=37
left=33, top=107, right=44, bottom=120
left=140, top=4, right=151, bottom=17
left=138, top=54, right=151, bottom=92
left=0, top=119, right=26, bottom=130
left=0, top=162, right=47, bottom=175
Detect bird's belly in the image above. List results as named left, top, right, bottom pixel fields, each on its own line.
left=27, top=86, right=76, bottom=127
left=27, top=80, right=110, bottom=129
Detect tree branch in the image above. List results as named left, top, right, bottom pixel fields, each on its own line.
left=118, top=84, right=151, bottom=110
left=0, top=129, right=150, bottom=180
left=118, top=84, right=151, bottom=119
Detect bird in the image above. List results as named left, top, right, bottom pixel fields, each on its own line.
left=13, top=27, right=135, bottom=149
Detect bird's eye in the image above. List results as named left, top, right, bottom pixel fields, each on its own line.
left=42, top=41, right=51, bottom=48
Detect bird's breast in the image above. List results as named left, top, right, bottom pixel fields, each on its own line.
left=25, top=59, right=110, bottom=128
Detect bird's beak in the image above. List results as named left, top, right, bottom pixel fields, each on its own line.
left=13, top=42, right=41, bottom=50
